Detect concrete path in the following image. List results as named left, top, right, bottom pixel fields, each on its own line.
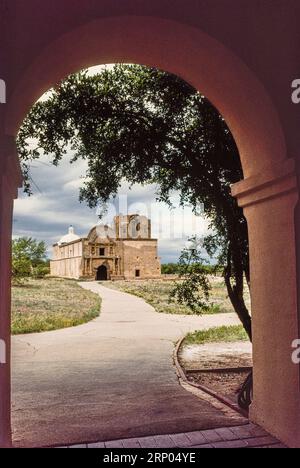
left=12, top=282, right=245, bottom=448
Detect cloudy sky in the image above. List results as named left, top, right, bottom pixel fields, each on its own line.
left=12, top=65, right=211, bottom=263
left=13, top=154, right=210, bottom=262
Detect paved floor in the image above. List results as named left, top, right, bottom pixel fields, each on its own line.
left=63, top=424, right=285, bottom=449
left=12, top=282, right=245, bottom=448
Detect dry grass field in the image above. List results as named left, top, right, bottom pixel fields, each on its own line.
left=12, top=277, right=101, bottom=334
left=104, top=275, right=251, bottom=316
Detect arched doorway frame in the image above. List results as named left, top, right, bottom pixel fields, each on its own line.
left=1, top=16, right=299, bottom=447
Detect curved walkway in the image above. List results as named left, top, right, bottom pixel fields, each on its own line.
left=12, top=282, right=245, bottom=448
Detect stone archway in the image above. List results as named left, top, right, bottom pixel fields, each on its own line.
left=1, top=15, right=299, bottom=447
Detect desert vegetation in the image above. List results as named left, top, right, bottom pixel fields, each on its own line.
left=104, top=276, right=250, bottom=316
left=11, top=277, right=101, bottom=334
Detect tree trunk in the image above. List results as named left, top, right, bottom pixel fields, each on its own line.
left=224, top=246, right=252, bottom=341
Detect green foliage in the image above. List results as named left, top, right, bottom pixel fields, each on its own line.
left=161, top=263, right=180, bottom=275
left=161, top=262, right=218, bottom=275
left=17, top=64, right=251, bottom=337
left=17, top=65, right=242, bottom=208
left=12, top=255, right=32, bottom=283
left=12, top=237, right=48, bottom=283
left=32, top=263, right=50, bottom=279
left=184, top=325, right=249, bottom=345
left=171, top=237, right=211, bottom=313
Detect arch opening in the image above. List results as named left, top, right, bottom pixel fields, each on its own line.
left=11, top=60, right=254, bottom=446
left=97, top=265, right=108, bottom=281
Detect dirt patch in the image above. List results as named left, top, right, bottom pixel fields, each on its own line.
left=179, top=341, right=252, bottom=370
left=178, top=341, right=253, bottom=406
left=187, top=369, right=251, bottom=404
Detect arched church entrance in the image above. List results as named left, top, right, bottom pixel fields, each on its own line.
left=97, top=265, right=108, bottom=281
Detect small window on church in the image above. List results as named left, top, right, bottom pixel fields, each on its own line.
left=100, top=248, right=105, bottom=256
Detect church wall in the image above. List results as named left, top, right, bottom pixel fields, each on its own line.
left=50, top=240, right=84, bottom=279
left=50, top=256, right=83, bottom=279
left=52, top=240, right=83, bottom=261
left=121, top=240, right=161, bottom=279
left=115, top=215, right=151, bottom=239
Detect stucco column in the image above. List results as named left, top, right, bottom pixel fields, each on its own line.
left=0, top=135, right=22, bottom=448
left=232, top=158, right=300, bottom=448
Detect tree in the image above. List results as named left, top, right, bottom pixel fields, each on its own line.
left=161, top=263, right=179, bottom=275
left=12, top=254, right=32, bottom=283
left=12, top=237, right=48, bottom=282
left=171, top=237, right=212, bottom=313
left=17, top=64, right=251, bottom=339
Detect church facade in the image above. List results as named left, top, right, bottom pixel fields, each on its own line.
left=50, top=215, right=161, bottom=281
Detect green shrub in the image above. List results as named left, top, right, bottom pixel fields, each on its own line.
left=184, top=325, right=249, bottom=345
left=32, top=264, right=50, bottom=279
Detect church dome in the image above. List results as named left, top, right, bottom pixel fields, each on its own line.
left=58, top=226, right=80, bottom=245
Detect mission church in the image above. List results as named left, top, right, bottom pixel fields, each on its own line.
left=50, top=215, right=161, bottom=281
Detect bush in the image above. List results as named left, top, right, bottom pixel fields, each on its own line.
left=12, top=256, right=32, bottom=284
left=161, top=263, right=179, bottom=274
left=12, top=237, right=49, bottom=283
left=161, top=262, right=220, bottom=275
left=32, top=264, right=50, bottom=279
